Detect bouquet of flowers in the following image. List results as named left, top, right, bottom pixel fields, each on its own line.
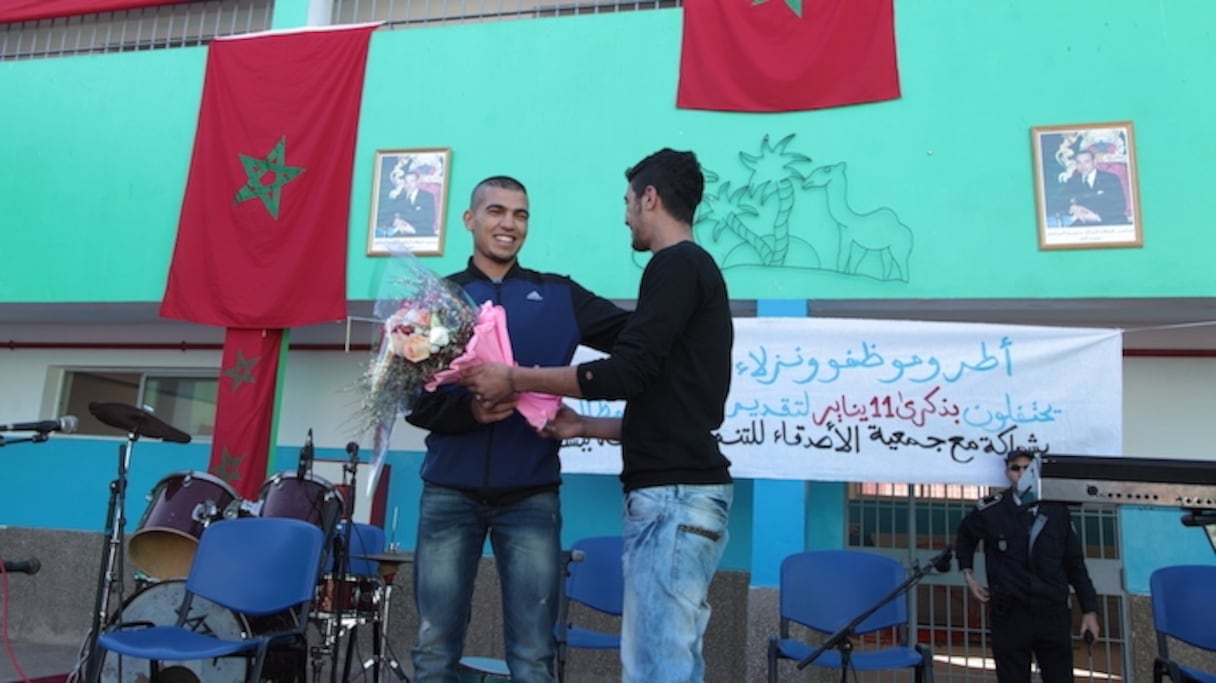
left=359, top=250, right=560, bottom=494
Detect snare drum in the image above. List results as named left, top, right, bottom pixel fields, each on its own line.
left=129, top=471, right=237, bottom=579
left=314, top=522, right=385, bottom=617
left=257, top=472, right=344, bottom=528
left=316, top=574, right=381, bottom=616
left=101, top=579, right=296, bottom=683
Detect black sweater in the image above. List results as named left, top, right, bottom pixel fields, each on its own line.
left=576, top=241, right=734, bottom=491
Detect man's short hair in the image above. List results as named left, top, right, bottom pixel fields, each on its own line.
left=625, top=148, right=704, bottom=225
left=1005, top=447, right=1035, bottom=464
left=469, top=175, right=527, bottom=209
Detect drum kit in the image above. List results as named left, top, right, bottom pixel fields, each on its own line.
left=68, top=403, right=411, bottom=683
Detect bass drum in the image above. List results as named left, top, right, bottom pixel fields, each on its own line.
left=101, top=579, right=298, bottom=683
left=129, top=471, right=238, bottom=579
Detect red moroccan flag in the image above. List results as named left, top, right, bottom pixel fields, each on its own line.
left=161, top=23, right=377, bottom=328
left=162, top=24, right=376, bottom=492
left=676, top=0, right=900, bottom=113
left=212, top=328, right=284, bottom=499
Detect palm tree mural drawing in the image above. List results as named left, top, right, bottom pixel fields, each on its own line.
left=690, top=134, right=914, bottom=283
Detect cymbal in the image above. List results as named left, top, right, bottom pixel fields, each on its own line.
left=88, top=402, right=192, bottom=443
left=355, top=551, right=414, bottom=566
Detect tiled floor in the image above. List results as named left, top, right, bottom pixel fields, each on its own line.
left=0, top=640, right=80, bottom=683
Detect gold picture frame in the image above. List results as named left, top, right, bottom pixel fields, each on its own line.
left=1031, top=121, right=1142, bottom=250
left=367, top=147, right=452, bottom=256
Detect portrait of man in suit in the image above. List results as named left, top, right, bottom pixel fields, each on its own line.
left=1057, top=149, right=1129, bottom=226
left=390, top=170, right=437, bottom=236
left=1033, top=123, right=1141, bottom=249
left=368, top=148, right=451, bottom=256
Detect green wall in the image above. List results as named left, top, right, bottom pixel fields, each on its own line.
left=2, top=2, right=1212, bottom=304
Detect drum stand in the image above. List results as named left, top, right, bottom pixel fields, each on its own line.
left=78, top=437, right=135, bottom=683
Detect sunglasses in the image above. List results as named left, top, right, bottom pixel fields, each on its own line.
left=1007, top=464, right=1033, bottom=473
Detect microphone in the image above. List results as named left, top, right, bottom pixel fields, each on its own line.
left=345, top=441, right=360, bottom=461
left=297, top=429, right=315, bottom=480
left=2, top=558, right=41, bottom=575
left=0, top=416, right=78, bottom=434
left=928, top=545, right=954, bottom=573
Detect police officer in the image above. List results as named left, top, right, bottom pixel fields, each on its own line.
left=955, top=448, right=1100, bottom=683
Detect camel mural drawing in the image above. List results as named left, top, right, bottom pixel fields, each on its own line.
left=803, top=162, right=912, bottom=281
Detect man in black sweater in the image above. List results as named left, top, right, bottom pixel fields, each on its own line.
left=461, top=148, right=733, bottom=683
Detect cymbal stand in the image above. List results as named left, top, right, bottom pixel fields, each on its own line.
left=366, top=576, right=409, bottom=681
left=348, top=559, right=408, bottom=683
left=79, top=434, right=138, bottom=683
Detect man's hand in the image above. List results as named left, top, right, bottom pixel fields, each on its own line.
left=1069, top=204, right=1102, bottom=224
left=461, top=363, right=514, bottom=404
left=392, top=215, right=417, bottom=234
left=963, top=570, right=989, bottom=603
left=539, top=405, right=585, bottom=440
left=472, top=393, right=517, bottom=424
left=1079, top=612, right=1100, bottom=641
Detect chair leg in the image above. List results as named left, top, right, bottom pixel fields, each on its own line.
left=251, top=644, right=269, bottom=683
left=916, top=643, right=934, bottom=683
left=767, top=636, right=779, bottom=683
left=1154, top=658, right=1167, bottom=683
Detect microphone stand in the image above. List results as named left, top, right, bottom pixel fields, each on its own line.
left=0, top=431, right=50, bottom=446
left=796, top=551, right=947, bottom=682
left=335, top=442, right=359, bottom=683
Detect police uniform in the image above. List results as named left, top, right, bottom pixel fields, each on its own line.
left=955, top=489, right=1099, bottom=683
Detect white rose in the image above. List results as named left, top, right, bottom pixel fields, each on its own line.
left=428, top=325, right=451, bottom=351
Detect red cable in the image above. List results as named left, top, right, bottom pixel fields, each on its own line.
left=0, top=557, right=33, bottom=683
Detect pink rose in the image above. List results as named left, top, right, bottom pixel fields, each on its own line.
left=401, top=334, right=432, bottom=363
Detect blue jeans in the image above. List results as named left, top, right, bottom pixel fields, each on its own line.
left=411, top=483, right=561, bottom=683
left=620, top=484, right=733, bottom=683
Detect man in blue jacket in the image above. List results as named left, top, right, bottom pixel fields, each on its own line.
left=405, top=175, right=629, bottom=682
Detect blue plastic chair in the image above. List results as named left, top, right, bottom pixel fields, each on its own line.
left=555, top=535, right=624, bottom=683
left=328, top=521, right=386, bottom=577
left=98, top=517, right=326, bottom=682
left=767, top=550, right=934, bottom=683
left=1150, top=564, right=1216, bottom=683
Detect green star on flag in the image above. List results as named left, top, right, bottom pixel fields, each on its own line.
left=234, top=136, right=304, bottom=219
left=755, top=0, right=802, bottom=17
left=222, top=350, right=260, bottom=392
left=216, top=447, right=243, bottom=485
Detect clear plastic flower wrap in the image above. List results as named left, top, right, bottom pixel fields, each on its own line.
left=358, top=250, right=477, bottom=492
left=358, top=249, right=560, bottom=494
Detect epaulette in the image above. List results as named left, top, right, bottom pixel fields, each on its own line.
left=975, top=492, right=1002, bottom=510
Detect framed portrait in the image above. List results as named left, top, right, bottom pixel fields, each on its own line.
left=1031, top=121, right=1142, bottom=250
left=367, top=147, right=452, bottom=256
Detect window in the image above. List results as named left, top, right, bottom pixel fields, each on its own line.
left=59, top=370, right=217, bottom=438
left=332, top=0, right=682, bottom=29
left=1, top=0, right=272, bottom=62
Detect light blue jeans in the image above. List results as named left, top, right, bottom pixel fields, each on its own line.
left=620, top=483, right=733, bottom=683
left=411, top=483, right=560, bottom=683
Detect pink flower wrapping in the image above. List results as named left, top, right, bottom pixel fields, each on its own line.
left=427, top=301, right=561, bottom=430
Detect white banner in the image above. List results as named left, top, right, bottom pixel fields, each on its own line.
left=558, top=318, right=1122, bottom=485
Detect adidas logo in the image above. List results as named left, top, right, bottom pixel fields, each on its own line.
left=526, top=291, right=544, bottom=301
